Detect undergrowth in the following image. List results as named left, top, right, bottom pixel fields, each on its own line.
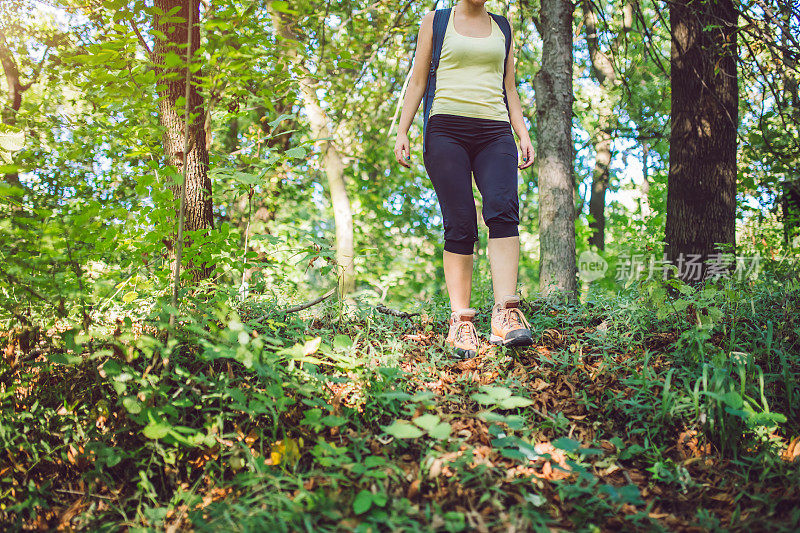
left=1, top=267, right=799, bottom=531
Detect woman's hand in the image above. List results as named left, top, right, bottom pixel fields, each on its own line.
left=518, top=138, right=535, bottom=169
left=394, top=132, right=412, bottom=168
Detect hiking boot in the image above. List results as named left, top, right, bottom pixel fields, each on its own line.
left=490, top=295, right=533, bottom=347
left=445, top=308, right=480, bottom=359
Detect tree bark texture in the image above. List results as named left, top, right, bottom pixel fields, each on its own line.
left=782, top=179, right=800, bottom=247
left=534, top=0, right=577, bottom=299
left=268, top=2, right=355, bottom=296
left=153, top=0, right=214, bottom=275
left=666, top=0, right=738, bottom=282
left=0, top=30, right=28, bottom=194
left=779, top=4, right=799, bottom=247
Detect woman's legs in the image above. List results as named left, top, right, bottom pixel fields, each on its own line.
left=424, top=114, right=479, bottom=313
left=469, top=120, right=532, bottom=347
left=443, top=250, right=473, bottom=310
left=424, top=114, right=531, bottom=352
left=487, top=235, right=520, bottom=304
left=443, top=234, right=521, bottom=310
left=471, top=120, right=521, bottom=304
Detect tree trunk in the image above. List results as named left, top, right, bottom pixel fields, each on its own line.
left=639, top=141, right=652, bottom=220
left=268, top=2, right=355, bottom=296
left=582, top=0, right=629, bottom=250
left=153, top=0, right=214, bottom=278
left=0, top=30, right=28, bottom=197
left=665, top=0, right=738, bottom=283
left=779, top=5, right=799, bottom=248
left=782, top=179, right=800, bottom=248
left=587, top=125, right=611, bottom=250
left=297, top=75, right=355, bottom=296
left=534, top=0, right=577, bottom=299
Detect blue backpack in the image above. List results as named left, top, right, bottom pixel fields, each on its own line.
left=421, top=7, right=512, bottom=153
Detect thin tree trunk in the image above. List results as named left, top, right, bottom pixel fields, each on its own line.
left=665, top=0, right=738, bottom=283
left=153, top=0, right=214, bottom=279
left=779, top=5, right=799, bottom=248
left=639, top=141, right=652, bottom=220
left=587, top=125, right=611, bottom=249
left=534, top=0, right=577, bottom=299
left=297, top=75, right=355, bottom=295
left=268, top=2, right=355, bottom=296
left=0, top=30, right=29, bottom=196
left=582, top=0, right=629, bottom=250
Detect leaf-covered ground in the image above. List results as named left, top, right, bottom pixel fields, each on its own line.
left=2, top=285, right=800, bottom=531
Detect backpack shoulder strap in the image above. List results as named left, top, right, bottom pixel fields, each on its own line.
left=488, top=12, right=511, bottom=77
left=423, top=8, right=451, bottom=152
left=488, top=12, right=512, bottom=113
left=430, top=8, right=451, bottom=73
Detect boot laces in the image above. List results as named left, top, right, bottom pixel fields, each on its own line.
left=498, top=307, right=529, bottom=330
left=455, top=320, right=479, bottom=348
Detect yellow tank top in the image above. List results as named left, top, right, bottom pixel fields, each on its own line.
left=428, top=8, right=509, bottom=123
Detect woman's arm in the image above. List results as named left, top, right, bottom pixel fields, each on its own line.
left=394, top=11, right=435, bottom=168
left=504, top=36, right=535, bottom=169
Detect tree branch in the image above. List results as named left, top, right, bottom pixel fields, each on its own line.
left=270, top=287, right=338, bottom=317
left=131, top=18, right=153, bottom=57
left=375, top=305, right=420, bottom=319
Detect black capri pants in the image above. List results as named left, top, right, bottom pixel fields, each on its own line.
left=423, top=113, right=520, bottom=255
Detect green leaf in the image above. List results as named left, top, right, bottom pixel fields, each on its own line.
left=471, top=393, right=497, bottom=405
left=412, top=414, right=441, bottom=431
left=333, top=334, right=353, bottom=351
left=551, top=437, right=581, bottom=453
left=164, top=51, right=182, bottom=68
left=102, top=359, right=122, bottom=377
left=478, top=411, right=525, bottom=430
left=372, top=492, right=388, bottom=507
left=47, top=353, right=83, bottom=365
left=303, top=337, right=322, bottom=356
left=364, top=456, right=385, bottom=468
left=270, top=1, right=299, bottom=15
left=285, top=146, right=307, bottom=159
left=747, top=411, right=787, bottom=426
left=719, top=391, right=743, bottom=409
left=411, top=391, right=435, bottom=402
left=673, top=299, right=689, bottom=312
left=619, top=444, right=645, bottom=460
left=382, top=420, right=424, bottom=439
left=428, top=422, right=452, bottom=440
left=578, top=448, right=603, bottom=456
left=122, top=397, right=142, bottom=414
left=267, top=113, right=295, bottom=128
left=500, top=447, right=527, bottom=461
left=321, top=415, right=347, bottom=427
left=480, top=385, right=512, bottom=400
left=353, top=489, right=373, bottom=514
left=122, top=291, right=138, bottom=303
left=143, top=421, right=171, bottom=439
left=379, top=391, right=412, bottom=401
left=498, top=396, right=534, bottom=409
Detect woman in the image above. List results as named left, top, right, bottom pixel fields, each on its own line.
left=394, top=0, right=535, bottom=359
